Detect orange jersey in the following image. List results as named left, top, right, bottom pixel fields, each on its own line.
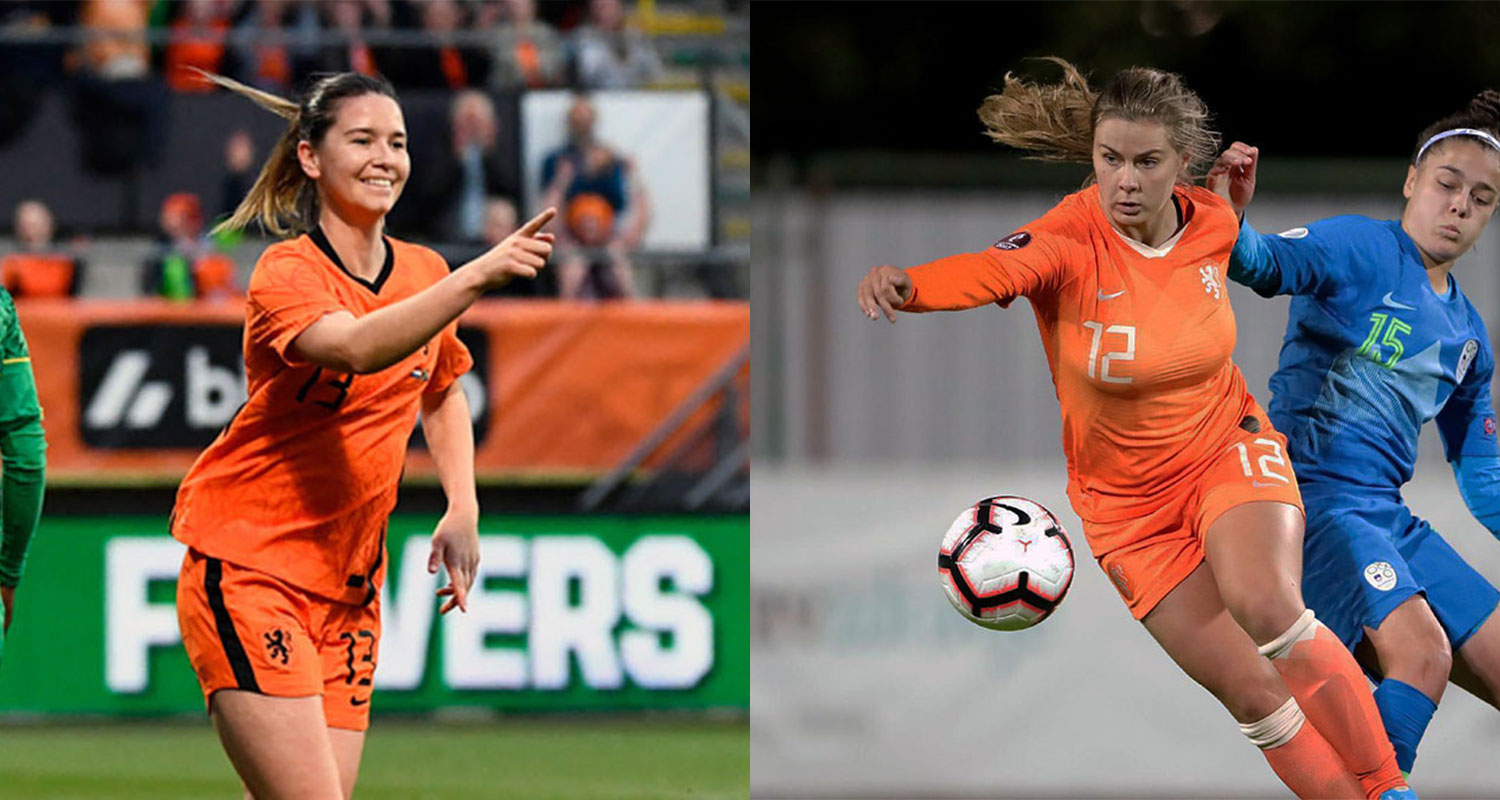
left=904, top=184, right=1262, bottom=526
left=172, top=230, right=473, bottom=603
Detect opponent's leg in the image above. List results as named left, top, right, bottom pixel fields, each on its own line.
left=1450, top=603, right=1500, bottom=709
left=211, top=691, right=344, bottom=800
left=1358, top=596, right=1448, bottom=776
left=1144, top=562, right=1363, bottom=799
left=1205, top=501, right=1406, bottom=799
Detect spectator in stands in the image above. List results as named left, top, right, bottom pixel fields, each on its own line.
left=219, top=130, right=256, bottom=222
left=164, top=0, right=232, bottom=92
left=480, top=0, right=565, bottom=89
left=539, top=95, right=650, bottom=298
left=383, top=0, right=490, bottom=90
left=308, top=0, right=389, bottom=79
left=141, top=193, right=240, bottom=302
left=571, top=0, right=662, bottom=90
left=227, top=0, right=294, bottom=92
left=67, top=0, right=168, bottom=175
left=0, top=3, right=70, bottom=148
left=1, top=201, right=85, bottom=299
left=403, top=89, right=518, bottom=243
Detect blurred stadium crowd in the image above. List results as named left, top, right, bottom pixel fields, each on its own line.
left=0, top=0, right=748, bottom=301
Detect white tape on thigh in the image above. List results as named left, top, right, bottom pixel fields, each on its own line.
left=1257, top=608, right=1318, bottom=661
left=1239, top=696, right=1307, bottom=749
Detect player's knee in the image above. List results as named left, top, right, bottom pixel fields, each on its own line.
left=1225, top=589, right=1305, bottom=647
left=1375, top=621, right=1451, bottom=692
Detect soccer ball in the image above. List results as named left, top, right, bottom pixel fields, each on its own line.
left=938, top=495, right=1075, bottom=631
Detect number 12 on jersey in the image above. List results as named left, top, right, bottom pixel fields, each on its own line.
left=1083, top=321, right=1135, bottom=384
left=1233, top=438, right=1291, bottom=484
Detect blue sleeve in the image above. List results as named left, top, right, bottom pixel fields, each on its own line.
left=1228, top=216, right=1373, bottom=299
left=1453, top=456, right=1500, bottom=539
left=1437, top=330, right=1498, bottom=462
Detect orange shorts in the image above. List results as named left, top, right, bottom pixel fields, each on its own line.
left=1087, top=429, right=1305, bottom=620
left=177, top=548, right=380, bottom=731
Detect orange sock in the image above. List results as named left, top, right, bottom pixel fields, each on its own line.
left=1260, top=610, right=1406, bottom=799
left=1248, top=701, right=1363, bottom=799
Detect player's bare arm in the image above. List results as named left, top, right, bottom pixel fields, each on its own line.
left=420, top=380, right=479, bottom=615
left=291, top=208, right=556, bottom=374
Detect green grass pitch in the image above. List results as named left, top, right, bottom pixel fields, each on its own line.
left=0, top=717, right=748, bottom=799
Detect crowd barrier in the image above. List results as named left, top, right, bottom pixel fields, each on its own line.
left=16, top=298, right=750, bottom=485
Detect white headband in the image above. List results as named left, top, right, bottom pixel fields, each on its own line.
left=1417, top=127, right=1500, bottom=161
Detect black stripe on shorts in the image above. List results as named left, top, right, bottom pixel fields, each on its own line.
left=204, top=557, right=261, bottom=693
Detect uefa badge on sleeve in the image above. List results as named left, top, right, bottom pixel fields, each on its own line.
left=993, top=231, right=1032, bottom=251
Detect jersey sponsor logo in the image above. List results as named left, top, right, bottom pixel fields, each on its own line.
left=993, top=231, right=1032, bottom=251
left=1364, top=561, right=1397, bottom=591
left=1199, top=263, right=1222, bottom=301
left=1277, top=227, right=1309, bottom=239
left=1381, top=291, right=1416, bottom=311
left=1097, top=289, right=1126, bottom=301
left=1457, top=339, right=1480, bottom=384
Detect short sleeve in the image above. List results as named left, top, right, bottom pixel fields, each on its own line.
left=1437, top=328, right=1499, bottom=461
left=245, top=250, right=348, bottom=367
left=901, top=212, right=1074, bottom=312
left=426, top=323, right=474, bottom=396
left=1229, top=215, right=1381, bottom=299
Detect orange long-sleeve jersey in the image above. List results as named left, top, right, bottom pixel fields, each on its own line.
left=172, top=230, right=472, bottom=604
left=903, top=184, right=1262, bottom=527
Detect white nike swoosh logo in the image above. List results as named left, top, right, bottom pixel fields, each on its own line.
left=1382, top=291, right=1416, bottom=310
left=1098, top=290, right=1126, bottom=300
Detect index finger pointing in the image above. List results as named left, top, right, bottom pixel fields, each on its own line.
left=518, top=207, right=557, bottom=236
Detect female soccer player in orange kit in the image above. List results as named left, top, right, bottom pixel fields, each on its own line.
left=856, top=58, right=1413, bottom=800
left=171, top=71, right=555, bottom=798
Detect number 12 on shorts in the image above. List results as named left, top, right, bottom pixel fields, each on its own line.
left=1232, top=438, right=1291, bottom=484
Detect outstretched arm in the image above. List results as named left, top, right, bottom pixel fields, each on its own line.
left=291, top=209, right=555, bottom=374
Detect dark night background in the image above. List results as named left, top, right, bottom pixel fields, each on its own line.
left=754, top=1, right=1500, bottom=186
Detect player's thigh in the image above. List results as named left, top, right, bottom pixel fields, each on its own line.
left=328, top=727, right=367, bottom=800
left=1142, top=560, right=1290, bottom=723
left=1360, top=594, right=1451, bottom=691
left=211, top=690, right=344, bottom=800
left=1452, top=603, right=1500, bottom=710
left=1201, top=501, right=1306, bottom=644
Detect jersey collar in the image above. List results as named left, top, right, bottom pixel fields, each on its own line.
left=308, top=226, right=395, bottom=295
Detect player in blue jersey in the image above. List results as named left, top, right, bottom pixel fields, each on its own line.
left=1210, top=90, right=1500, bottom=779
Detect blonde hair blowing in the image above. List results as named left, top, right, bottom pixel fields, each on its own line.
left=978, top=56, right=1220, bottom=181
left=194, top=71, right=309, bottom=238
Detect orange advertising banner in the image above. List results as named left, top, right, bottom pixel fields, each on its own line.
left=16, top=299, right=749, bottom=486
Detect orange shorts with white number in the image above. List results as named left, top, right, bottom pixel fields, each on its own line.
left=176, top=548, right=380, bottom=731
left=1086, top=425, right=1305, bottom=620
